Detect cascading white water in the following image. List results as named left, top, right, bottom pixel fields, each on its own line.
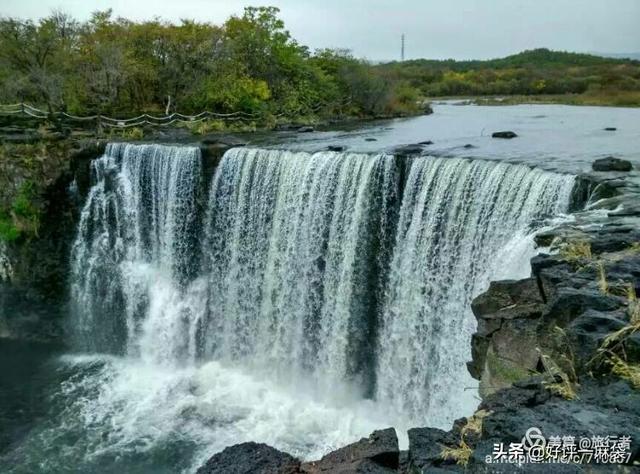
left=66, top=143, right=576, bottom=468
left=375, top=157, right=574, bottom=426
left=201, top=148, right=397, bottom=397
left=70, top=142, right=202, bottom=361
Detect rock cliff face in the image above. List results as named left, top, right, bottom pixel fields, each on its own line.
left=0, top=137, right=102, bottom=341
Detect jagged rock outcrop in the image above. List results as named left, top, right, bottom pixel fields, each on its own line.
left=196, top=443, right=301, bottom=474
left=301, top=428, right=399, bottom=473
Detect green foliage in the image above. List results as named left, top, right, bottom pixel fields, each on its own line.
left=377, top=48, right=640, bottom=105
left=0, top=212, right=19, bottom=242
left=0, top=7, right=418, bottom=120
left=187, top=120, right=226, bottom=135
left=0, top=181, right=39, bottom=242
left=114, top=127, right=144, bottom=140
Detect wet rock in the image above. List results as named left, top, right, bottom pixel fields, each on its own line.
left=491, top=131, right=517, bottom=139
left=328, top=145, right=346, bottom=152
left=463, top=143, right=475, bottom=149
left=604, top=127, right=617, bottom=131
left=200, top=135, right=246, bottom=147
left=592, top=157, right=632, bottom=172
left=297, top=126, right=315, bottom=133
left=418, top=140, right=433, bottom=145
left=393, top=144, right=424, bottom=156
left=302, top=428, right=399, bottom=473
left=364, top=137, right=377, bottom=142
left=423, top=103, right=434, bottom=115
left=567, top=174, right=625, bottom=211
left=196, top=442, right=301, bottom=474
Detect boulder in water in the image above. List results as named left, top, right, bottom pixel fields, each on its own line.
left=592, top=157, right=632, bottom=172
left=604, top=127, right=617, bottom=131
left=364, top=137, right=377, bottom=142
left=302, top=428, right=399, bottom=473
left=418, top=140, right=433, bottom=145
left=491, top=131, right=518, bottom=139
left=328, top=145, right=346, bottom=152
left=196, top=442, right=301, bottom=474
left=297, top=126, right=314, bottom=133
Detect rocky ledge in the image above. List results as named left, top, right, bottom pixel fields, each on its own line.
left=196, top=164, right=640, bottom=472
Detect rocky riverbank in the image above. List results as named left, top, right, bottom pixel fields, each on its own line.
left=196, top=161, right=640, bottom=472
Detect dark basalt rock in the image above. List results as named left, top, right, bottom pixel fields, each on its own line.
left=418, top=140, right=433, bottom=145
left=592, top=157, right=633, bottom=172
left=365, top=137, right=377, bottom=142
left=393, top=144, right=424, bottom=156
left=567, top=309, right=640, bottom=369
left=471, top=278, right=544, bottom=319
left=407, top=427, right=458, bottom=472
left=604, top=127, right=617, bottom=131
left=328, top=145, right=346, bottom=152
left=463, top=143, right=475, bottom=149
left=423, top=104, right=434, bottom=115
left=491, top=131, right=518, bottom=139
left=196, top=442, right=301, bottom=474
left=301, top=428, right=399, bottom=473
left=476, top=380, right=640, bottom=465
left=297, top=126, right=315, bottom=133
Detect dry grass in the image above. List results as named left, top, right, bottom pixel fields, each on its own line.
left=588, top=281, right=640, bottom=389
left=538, top=344, right=578, bottom=400
left=559, top=240, right=592, bottom=263
left=610, top=354, right=640, bottom=389
left=597, top=261, right=609, bottom=294
left=440, top=409, right=490, bottom=466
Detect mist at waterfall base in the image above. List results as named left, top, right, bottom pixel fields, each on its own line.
left=1, top=143, right=574, bottom=473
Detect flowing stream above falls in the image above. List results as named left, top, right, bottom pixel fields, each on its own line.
left=7, top=143, right=576, bottom=471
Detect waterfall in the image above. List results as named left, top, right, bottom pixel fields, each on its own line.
left=375, top=157, right=574, bottom=425
left=201, top=148, right=398, bottom=397
left=70, top=142, right=202, bottom=360
left=68, top=143, right=575, bottom=460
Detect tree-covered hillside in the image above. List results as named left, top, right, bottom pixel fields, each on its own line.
left=377, top=48, right=640, bottom=105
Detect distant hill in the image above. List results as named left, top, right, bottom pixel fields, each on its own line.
left=383, top=48, right=639, bottom=70
left=590, top=52, right=640, bottom=61
left=375, top=48, right=640, bottom=106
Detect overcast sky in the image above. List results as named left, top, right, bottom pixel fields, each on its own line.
left=2, top=0, right=639, bottom=61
